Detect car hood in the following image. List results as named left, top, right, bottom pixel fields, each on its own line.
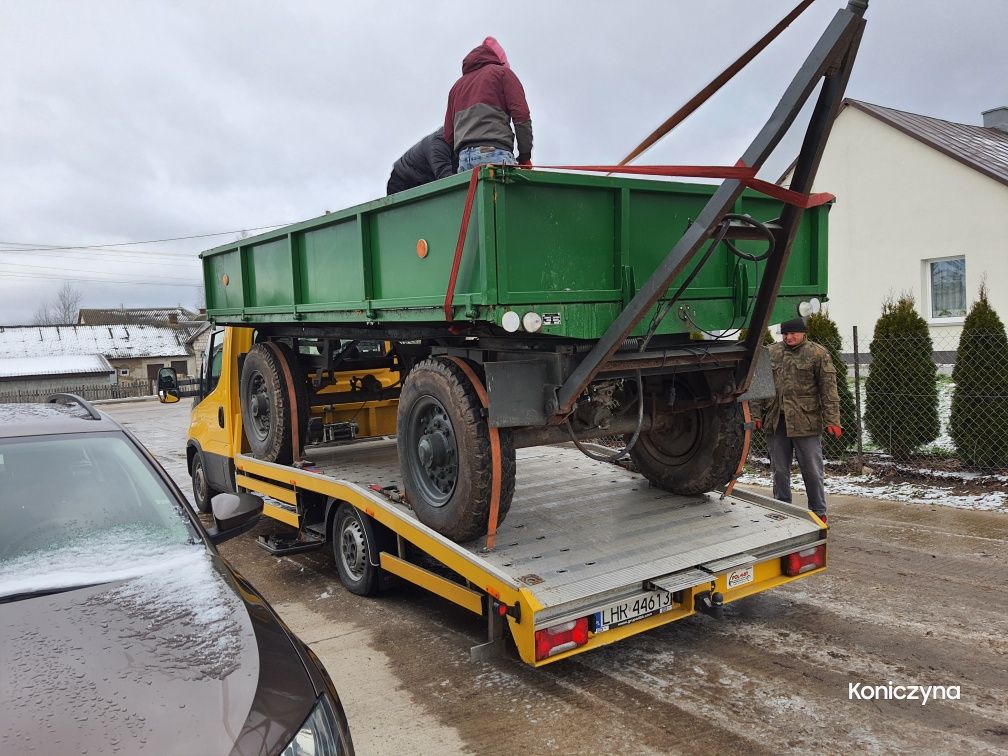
left=0, top=549, right=316, bottom=756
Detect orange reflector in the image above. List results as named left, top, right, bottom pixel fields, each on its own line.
left=535, top=617, right=590, bottom=661
left=782, top=544, right=826, bottom=576
left=416, top=239, right=429, bottom=258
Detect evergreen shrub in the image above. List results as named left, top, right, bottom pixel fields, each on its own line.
left=863, top=295, right=939, bottom=458
left=949, top=285, right=1008, bottom=467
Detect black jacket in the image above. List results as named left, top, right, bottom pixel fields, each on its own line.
left=387, top=128, right=456, bottom=194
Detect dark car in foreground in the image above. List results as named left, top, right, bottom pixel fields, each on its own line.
left=0, top=395, right=353, bottom=755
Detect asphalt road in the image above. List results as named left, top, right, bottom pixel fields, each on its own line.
left=109, top=399, right=1008, bottom=755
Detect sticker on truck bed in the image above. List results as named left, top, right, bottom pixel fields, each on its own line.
left=543, top=313, right=561, bottom=326
left=727, top=565, right=755, bottom=588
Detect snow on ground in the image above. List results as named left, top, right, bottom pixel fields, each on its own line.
left=738, top=467, right=1007, bottom=512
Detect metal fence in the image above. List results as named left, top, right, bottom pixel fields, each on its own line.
left=597, top=327, right=1008, bottom=475
left=0, top=380, right=154, bottom=404
left=839, top=327, right=1008, bottom=474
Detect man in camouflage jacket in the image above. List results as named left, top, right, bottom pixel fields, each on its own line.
left=752, top=317, right=842, bottom=521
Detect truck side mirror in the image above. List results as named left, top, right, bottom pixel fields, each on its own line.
left=157, top=367, right=180, bottom=404
left=207, top=492, right=263, bottom=544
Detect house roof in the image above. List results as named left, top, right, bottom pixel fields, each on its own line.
left=77, top=306, right=203, bottom=326
left=184, top=320, right=213, bottom=345
left=777, top=99, right=1008, bottom=187
left=0, top=325, right=190, bottom=360
left=0, top=354, right=115, bottom=380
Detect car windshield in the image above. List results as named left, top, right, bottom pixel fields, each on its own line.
left=0, top=432, right=201, bottom=600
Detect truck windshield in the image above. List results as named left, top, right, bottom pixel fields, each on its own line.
left=0, top=432, right=199, bottom=597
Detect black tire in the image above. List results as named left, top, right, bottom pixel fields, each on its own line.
left=332, top=503, right=380, bottom=596
left=190, top=450, right=216, bottom=514
left=629, top=402, right=745, bottom=495
left=239, top=342, right=309, bottom=464
left=397, top=357, right=515, bottom=542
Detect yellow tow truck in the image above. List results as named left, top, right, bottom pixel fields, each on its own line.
left=159, top=326, right=827, bottom=667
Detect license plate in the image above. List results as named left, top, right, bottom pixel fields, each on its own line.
left=594, top=589, right=674, bottom=632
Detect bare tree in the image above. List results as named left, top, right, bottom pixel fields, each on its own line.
left=52, top=282, right=83, bottom=323
left=32, top=303, right=55, bottom=325
left=31, top=282, right=83, bottom=325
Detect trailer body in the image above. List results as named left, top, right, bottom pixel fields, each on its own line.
left=202, top=170, right=829, bottom=340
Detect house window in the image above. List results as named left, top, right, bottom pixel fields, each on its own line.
left=925, top=256, right=966, bottom=321
left=119, top=369, right=130, bottom=377
left=170, top=360, right=188, bottom=376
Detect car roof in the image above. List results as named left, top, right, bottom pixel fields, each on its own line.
left=0, top=399, right=124, bottom=439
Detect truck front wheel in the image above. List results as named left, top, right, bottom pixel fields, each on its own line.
left=397, top=357, right=515, bottom=543
left=629, top=402, right=745, bottom=495
left=190, top=451, right=216, bottom=514
left=332, top=503, right=381, bottom=596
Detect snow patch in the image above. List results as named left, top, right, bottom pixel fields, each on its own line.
left=738, top=470, right=1007, bottom=511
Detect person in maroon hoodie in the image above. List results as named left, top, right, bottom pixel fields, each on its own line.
left=444, top=36, right=533, bottom=172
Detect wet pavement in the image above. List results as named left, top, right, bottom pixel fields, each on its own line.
left=108, top=399, right=1008, bottom=755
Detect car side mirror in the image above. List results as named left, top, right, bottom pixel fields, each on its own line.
left=208, top=492, right=263, bottom=545
left=157, top=367, right=181, bottom=404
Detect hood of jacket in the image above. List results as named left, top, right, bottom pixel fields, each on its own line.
left=462, top=44, right=505, bottom=74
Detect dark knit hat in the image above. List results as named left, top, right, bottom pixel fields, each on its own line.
left=781, top=317, right=807, bottom=334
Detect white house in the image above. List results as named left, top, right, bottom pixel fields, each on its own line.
left=780, top=100, right=1008, bottom=349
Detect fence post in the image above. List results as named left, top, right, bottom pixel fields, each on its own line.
left=853, top=325, right=864, bottom=466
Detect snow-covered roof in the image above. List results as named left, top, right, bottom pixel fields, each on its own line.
left=77, top=306, right=203, bottom=326
left=0, top=354, right=115, bottom=379
left=0, top=325, right=190, bottom=360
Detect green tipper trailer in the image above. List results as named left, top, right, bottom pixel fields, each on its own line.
left=171, top=0, right=867, bottom=544
left=203, top=168, right=828, bottom=339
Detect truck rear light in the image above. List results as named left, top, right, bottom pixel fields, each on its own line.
left=782, top=544, right=826, bottom=576
left=535, top=617, right=589, bottom=661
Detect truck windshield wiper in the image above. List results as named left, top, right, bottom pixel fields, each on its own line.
left=0, top=583, right=104, bottom=604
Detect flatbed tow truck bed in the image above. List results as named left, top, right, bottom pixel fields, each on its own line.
left=234, top=441, right=827, bottom=666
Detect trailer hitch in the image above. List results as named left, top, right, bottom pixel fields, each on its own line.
left=695, top=591, right=725, bottom=620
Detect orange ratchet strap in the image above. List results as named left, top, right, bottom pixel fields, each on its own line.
left=723, top=400, right=753, bottom=499
left=263, top=342, right=302, bottom=465
left=444, top=163, right=832, bottom=323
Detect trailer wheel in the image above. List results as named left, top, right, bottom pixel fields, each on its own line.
left=332, top=503, right=381, bottom=596
left=629, top=402, right=745, bottom=495
left=397, top=357, right=515, bottom=542
left=239, top=342, right=308, bottom=464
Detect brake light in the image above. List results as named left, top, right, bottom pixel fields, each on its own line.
left=782, top=544, right=826, bottom=576
left=535, top=617, right=590, bottom=661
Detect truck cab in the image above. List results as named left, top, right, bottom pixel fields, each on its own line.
left=159, top=327, right=400, bottom=512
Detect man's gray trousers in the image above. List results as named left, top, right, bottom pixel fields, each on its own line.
left=768, top=421, right=827, bottom=517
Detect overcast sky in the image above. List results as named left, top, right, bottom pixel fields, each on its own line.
left=1, top=0, right=1005, bottom=324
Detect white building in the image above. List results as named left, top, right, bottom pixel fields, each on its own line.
left=780, top=100, right=1008, bottom=348
left=0, top=324, right=195, bottom=385
left=0, top=354, right=115, bottom=394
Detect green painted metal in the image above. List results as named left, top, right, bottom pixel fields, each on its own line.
left=203, top=166, right=829, bottom=338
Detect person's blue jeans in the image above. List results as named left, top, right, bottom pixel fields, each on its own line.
left=457, top=145, right=516, bottom=173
